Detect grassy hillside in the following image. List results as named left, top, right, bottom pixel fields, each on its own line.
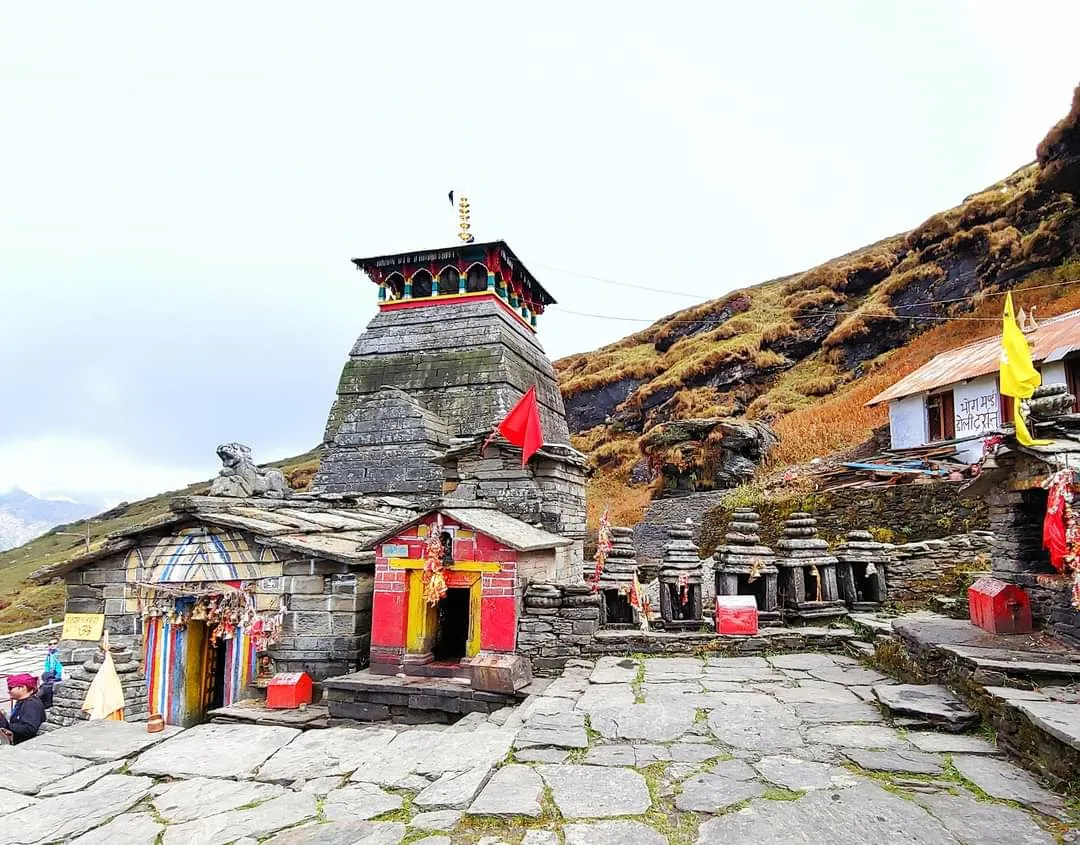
left=0, top=449, right=321, bottom=634
left=560, top=86, right=1080, bottom=526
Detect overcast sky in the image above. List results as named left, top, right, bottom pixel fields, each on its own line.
left=2, top=1, right=1079, bottom=505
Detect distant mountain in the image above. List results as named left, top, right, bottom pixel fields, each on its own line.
left=0, top=488, right=99, bottom=552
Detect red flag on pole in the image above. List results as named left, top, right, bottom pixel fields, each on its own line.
left=483, top=385, right=544, bottom=466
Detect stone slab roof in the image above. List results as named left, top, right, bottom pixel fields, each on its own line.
left=31, top=495, right=419, bottom=582
left=364, top=502, right=574, bottom=553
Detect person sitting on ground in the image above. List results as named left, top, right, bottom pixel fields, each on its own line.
left=0, top=673, right=46, bottom=745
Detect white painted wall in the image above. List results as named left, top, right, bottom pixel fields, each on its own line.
left=953, top=375, right=1000, bottom=439
left=1042, top=361, right=1067, bottom=386
left=888, top=393, right=927, bottom=449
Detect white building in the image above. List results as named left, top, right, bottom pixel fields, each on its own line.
left=866, top=308, right=1080, bottom=463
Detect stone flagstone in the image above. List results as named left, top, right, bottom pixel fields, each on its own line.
left=767, top=653, right=842, bottom=670
left=589, top=656, right=640, bottom=684
left=68, top=812, right=163, bottom=845
left=260, top=821, right=406, bottom=845
left=808, top=665, right=888, bottom=686
left=752, top=755, right=860, bottom=791
left=323, top=783, right=404, bottom=821
left=804, top=724, right=912, bottom=750
left=153, top=776, right=287, bottom=823
left=538, top=764, right=651, bottom=818
left=0, top=774, right=154, bottom=845
left=522, top=832, right=559, bottom=845
left=414, top=767, right=492, bottom=811
left=575, top=683, right=636, bottom=713
left=161, top=792, right=318, bottom=845
left=794, top=701, right=885, bottom=723
left=257, top=726, right=397, bottom=782
left=513, top=748, right=569, bottom=764
left=696, top=781, right=956, bottom=845
left=409, top=810, right=463, bottom=831
left=564, top=821, right=667, bottom=844
left=873, top=684, right=978, bottom=731
left=676, top=759, right=764, bottom=812
left=0, top=788, right=37, bottom=815
left=352, top=728, right=515, bottom=786
left=707, top=694, right=804, bottom=752
left=950, top=755, right=1066, bottom=819
left=0, top=747, right=93, bottom=795
left=771, top=682, right=861, bottom=704
left=843, top=748, right=945, bottom=775
left=906, top=732, right=1000, bottom=755
left=467, top=764, right=544, bottom=817
left=36, top=761, right=122, bottom=797
left=912, top=791, right=1057, bottom=845
left=514, top=711, right=589, bottom=749
left=130, top=723, right=300, bottom=779
left=27, top=720, right=183, bottom=763
left=590, top=703, right=696, bottom=742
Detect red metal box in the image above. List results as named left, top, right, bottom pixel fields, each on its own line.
left=967, top=576, right=1032, bottom=635
left=265, top=672, right=314, bottom=709
left=715, top=595, right=759, bottom=636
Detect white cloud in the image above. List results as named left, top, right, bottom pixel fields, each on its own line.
left=0, top=437, right=211, bottom=504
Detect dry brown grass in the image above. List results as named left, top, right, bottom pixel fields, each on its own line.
left=762, top=320, right=799, bottom=343
left=784, top=287, right=846, bottom=315
left=823, top=304, right=896, bottom=348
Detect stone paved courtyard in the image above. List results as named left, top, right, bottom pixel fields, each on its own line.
left=0, top=653, right=1075, bottom=844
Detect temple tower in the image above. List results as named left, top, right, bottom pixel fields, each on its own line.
left=312, top=237, right=573, bottom=502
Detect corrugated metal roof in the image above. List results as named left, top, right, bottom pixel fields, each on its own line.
left=867, top=309, right=1080, bottom=406
left=364, top=504, right=574, bottom=553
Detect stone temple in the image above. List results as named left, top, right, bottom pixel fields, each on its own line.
left=312, top=240, right=571, bottom=499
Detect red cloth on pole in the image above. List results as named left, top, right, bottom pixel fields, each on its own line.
left=495, top=385, right=544, bottom=466
left=1044, top=474, right=1069, bottom=572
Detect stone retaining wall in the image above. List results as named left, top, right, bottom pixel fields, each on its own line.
left=517, top=585, right=602, bottom=675
left=0, top=621, right=62, bottom=650
left=885, top=532, right=994, bottom=604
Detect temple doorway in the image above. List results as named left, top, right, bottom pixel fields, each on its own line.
left=433, top=588, right=471, bottom=661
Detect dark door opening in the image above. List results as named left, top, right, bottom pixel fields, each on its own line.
left=736, top=573, right=767, bottom=608
left=210, top=638, right=227, bottom=710
left=433, top=588, right=470, bottom=662
left=602, top=589, right=635, bottom=625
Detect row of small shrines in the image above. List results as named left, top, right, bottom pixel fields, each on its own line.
left=596, top=509, right=888, bottom=631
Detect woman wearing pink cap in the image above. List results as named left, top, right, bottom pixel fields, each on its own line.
left=0, top=674, right=45, bottom=745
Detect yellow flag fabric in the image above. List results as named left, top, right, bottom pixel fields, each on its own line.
left=81, top=650, right=126, bottom=720
left=999, top=293, right=1050, bottom=446
left=999, top=293, right=1041, bottom=399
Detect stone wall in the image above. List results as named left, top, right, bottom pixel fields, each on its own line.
left=886, top=532, right=995, bottom=604
left=698, top=481, right=989, bottom=557
left=62, top=549, right=376, bottom=680
left=276, top=561, right=376, bottom=680
left=517, top=584, right=602, bottom=675
left=633, top=491, right=728, bottom=574
left=0, top=621, right=62, bottom=650
left=987, top=472, right=1080, bottom=644
left=314, top=299, right=572, bottom=497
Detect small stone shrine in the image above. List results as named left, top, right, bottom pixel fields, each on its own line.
left=713, top=508, right=779, bottom=624
left=658, top=526, right=704, bottom=629
left=594, top=526, right=641, bottom=626
left=775, top=512, right=847, bottom=622
left=42, top=643, right=148, bottom=731
left=834, top=529, right=889, bottom=611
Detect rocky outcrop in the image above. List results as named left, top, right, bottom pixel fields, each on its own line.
left=638, top=419, right=777, bottom=495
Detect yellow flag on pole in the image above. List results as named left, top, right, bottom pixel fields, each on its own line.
left=999, top=292, right=1050, bottom=446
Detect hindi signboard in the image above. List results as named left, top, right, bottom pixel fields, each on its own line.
left=61, top=613, right=105, bottom=642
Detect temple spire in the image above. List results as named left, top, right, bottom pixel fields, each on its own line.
left=457, top=193, right=475, bottom=244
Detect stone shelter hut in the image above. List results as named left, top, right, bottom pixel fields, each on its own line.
left=31, top=493, right=417, bottom=727
left=967, top=389, right=1080, bottom=643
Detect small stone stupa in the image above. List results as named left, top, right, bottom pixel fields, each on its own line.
left=43, top=643, right=148, bottom=731
left=775, top=512, right=846, bottom=621
left=594, top=526, right=640, bottom=627
left=834, top=530, right=889, bottom=611
left=658, top=526, right=704, bottom=629
left=713, top=508, right=779, bottom=623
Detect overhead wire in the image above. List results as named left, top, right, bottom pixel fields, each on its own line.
left=545, top=275, right=1080, bottom=325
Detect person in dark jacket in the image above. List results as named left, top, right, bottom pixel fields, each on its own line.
left=0, top=673, right=46, bottom=744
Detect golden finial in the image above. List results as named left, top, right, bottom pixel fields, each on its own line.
left=457, top=194, right=475, bottom=244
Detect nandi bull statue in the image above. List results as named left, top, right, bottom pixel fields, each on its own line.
left=209, top=443, right=291, bottom=499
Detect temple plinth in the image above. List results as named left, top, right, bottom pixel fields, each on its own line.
left=775, top=512, right=846, bottom=622
left=658, top=526, right=704, bottom=629
left=834, top=529, right=889, bottom=611
left=713, top=508, right=779, bottom=623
